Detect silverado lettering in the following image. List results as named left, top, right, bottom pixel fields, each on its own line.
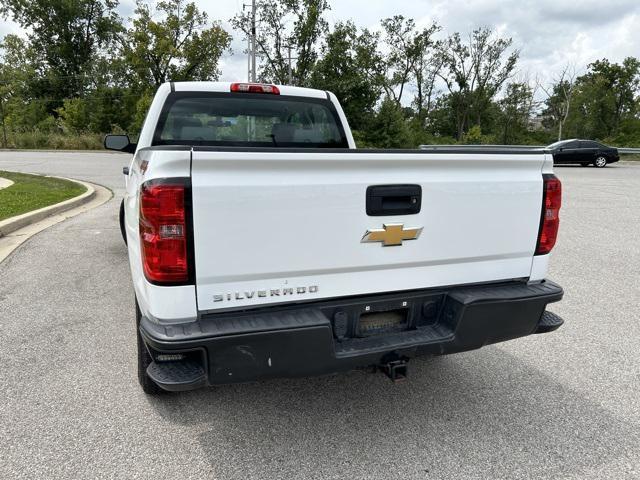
left=213, top=285, right=319, bottom=302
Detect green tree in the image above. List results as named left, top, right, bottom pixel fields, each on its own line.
left=362, top=97, right=412, bottom=148
left=380, top=16, right=440, bottom=107
left=437, top=29, right=518, bottom=139
left=541, top=66, right=577, bottom=141
left=564, top=58, right=640, bottom=140
left=0, top=34, right=53, bottom=139
left=462, top=124, right=483, bottom=144
left=496, top=82, right=536, bottom=144
left=56, top=98, right=89, bottom=133
left=309, top=22, right=384, bottom=131
left=1, top=0, right=121, bottom=102
left=130, top=92, right=154, bottom=134
left=412, top=37, right=445, bottom=124
left=121, top=0, right=231, bottom=90
left=232, top=0, right=329, bottom=85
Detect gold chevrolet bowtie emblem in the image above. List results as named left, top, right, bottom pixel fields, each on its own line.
left=361, top=223, right=423, bottom=247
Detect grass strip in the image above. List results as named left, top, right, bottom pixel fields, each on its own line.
left=0, top=170, right=86, bottom=221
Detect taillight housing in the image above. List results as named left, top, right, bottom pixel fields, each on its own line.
left=139, top=180, right=192, bottom=284
left=535, top=174, right=562, bottom=255
left=230, top=82, right=280, bottom=94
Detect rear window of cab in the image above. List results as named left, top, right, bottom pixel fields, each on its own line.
left=153, top=92, right=349, bottom=148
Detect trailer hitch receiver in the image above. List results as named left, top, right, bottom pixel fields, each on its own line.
left=379, top=358, right=408, bottom=383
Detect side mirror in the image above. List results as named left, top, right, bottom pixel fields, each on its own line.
left=104, top=134, right=136, bottom=153
left=558, top=147, right=564, bottom=152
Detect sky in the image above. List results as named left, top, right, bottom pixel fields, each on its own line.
left=1, top=0, right=639, bottom=87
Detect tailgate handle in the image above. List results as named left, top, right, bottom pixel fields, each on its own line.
left=366, top=185, right=422, bottom=216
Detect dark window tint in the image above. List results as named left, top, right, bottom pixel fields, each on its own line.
left=153, top=93, right=348, bottom=148
left=548, top=140, right=571, bottom=149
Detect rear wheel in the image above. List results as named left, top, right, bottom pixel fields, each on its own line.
left=136, top=301, right=163, bottom=395
left=594, top=156, right=608, bottom=168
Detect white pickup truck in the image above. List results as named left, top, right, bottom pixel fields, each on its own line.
left=105, top=81, right=564, bottom=394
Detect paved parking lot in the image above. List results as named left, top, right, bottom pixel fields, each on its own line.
left=0, top=152, right=639, bottom=479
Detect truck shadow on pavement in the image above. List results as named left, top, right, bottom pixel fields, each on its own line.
left=147, top=349, right=638, bottom=479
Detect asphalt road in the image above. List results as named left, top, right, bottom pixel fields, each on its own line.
left=1, top=152, right=639, bottom=479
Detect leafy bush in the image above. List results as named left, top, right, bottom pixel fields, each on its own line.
left=5, top=131, right=103, bottom=150
left=361, top=98, right=414, bottom=148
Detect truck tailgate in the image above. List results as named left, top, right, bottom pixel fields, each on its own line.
left=190, top=150, right=545, bottom=312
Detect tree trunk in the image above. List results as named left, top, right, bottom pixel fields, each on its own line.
left=0, top=99, right=7, bottom=148
left=416, top=79, right=424, bottom=120
left=457, top=110, right=466, bottom=140
left=558, top=121, right=563, bottom=141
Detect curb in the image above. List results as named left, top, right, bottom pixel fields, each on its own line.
left=0, top=176, right=96, bottom=238
left=0, top=177, right=14, bottom=190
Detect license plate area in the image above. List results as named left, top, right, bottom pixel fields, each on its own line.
left=357, top=308, right=408, bottom=337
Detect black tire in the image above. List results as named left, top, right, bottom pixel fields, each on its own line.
left=119, top=199, right=128, bottom=246
left=580, top=162, right=589, bottom=167
left=136, top=301, right=163, bottom=395
left=594, top=156, right=608, bottom=168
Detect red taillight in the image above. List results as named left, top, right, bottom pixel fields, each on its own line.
left=139, top=181, right=190, bottom=284
left=535, top=174, right=562, bottom=255
left=230, top=82, right=280, bottom=95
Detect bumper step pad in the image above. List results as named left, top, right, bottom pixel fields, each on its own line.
left=535, top=311, right=564, bottom=333
left=147, top=360, right=206, bottom=392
